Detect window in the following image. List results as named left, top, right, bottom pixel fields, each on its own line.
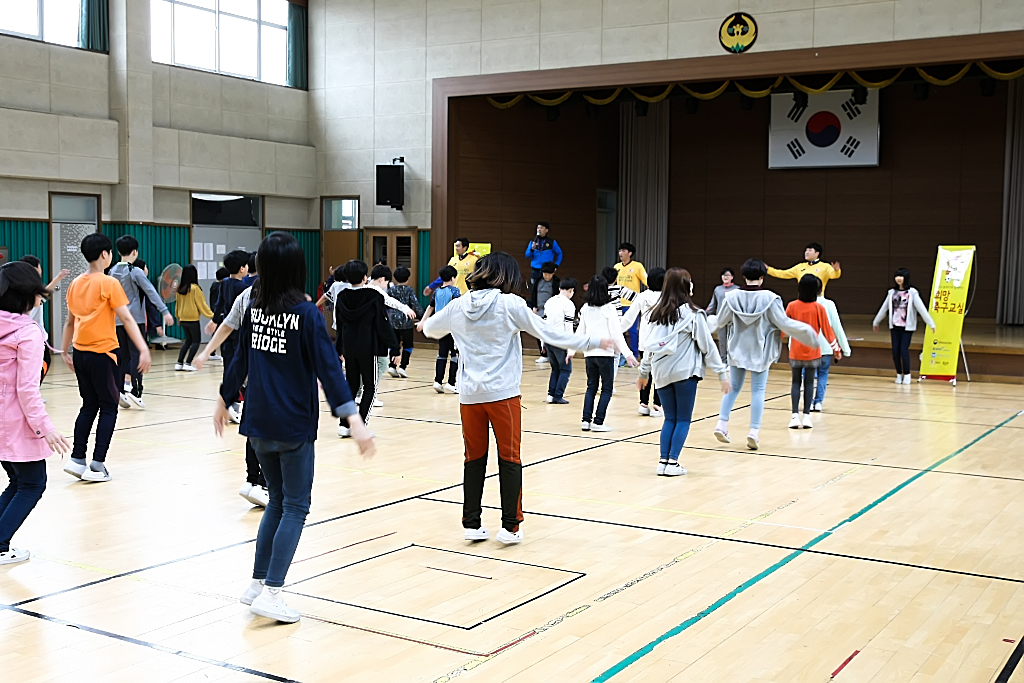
left=151, top=0, right=290, bottom=86
left=323, top=198, right=359, bottom=231
left=0, top=0, right=83, bottom=48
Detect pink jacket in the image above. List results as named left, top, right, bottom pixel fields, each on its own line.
left=0, top=310, right=55, bottom=461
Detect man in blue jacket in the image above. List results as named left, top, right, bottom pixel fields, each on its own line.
left=526, top=222, right=562, bottom=302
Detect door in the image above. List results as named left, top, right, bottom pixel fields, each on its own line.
left=364, top=229, right=417, bottom=285
left=50, top=195, right=98, bottom=344
left=191, top=225, right=263, bottom=341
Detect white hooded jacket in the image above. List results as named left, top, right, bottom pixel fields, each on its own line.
left=639, top=306, right=728, bottom=387
left=708, top=288, right=819, bottom=373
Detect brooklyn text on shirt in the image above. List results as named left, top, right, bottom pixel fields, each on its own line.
left=249, top=307, right=300, bottom=354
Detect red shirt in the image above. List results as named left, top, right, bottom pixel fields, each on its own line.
left=785, top=300, right=837, bottom=361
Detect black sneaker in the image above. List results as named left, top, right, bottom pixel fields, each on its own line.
left=552, top=397, right=569, bottom=404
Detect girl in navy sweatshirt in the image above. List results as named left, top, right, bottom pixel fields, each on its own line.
left=215, top=232, right=374, bottom=624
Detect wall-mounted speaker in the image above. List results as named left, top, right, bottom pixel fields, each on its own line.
left=376, top=164, right=404, bottom=211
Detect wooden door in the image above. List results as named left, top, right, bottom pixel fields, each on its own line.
left=364, top=228, right=417, bottom=285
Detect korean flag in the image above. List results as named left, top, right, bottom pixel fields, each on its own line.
left=769, top=89, right=879, bottom=169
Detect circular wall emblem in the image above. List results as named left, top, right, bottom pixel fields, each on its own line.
left=805, top=111, right=842, bottom=147
left=719, top=13, right=757, bottom=54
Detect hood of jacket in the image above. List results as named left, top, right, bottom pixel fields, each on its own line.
left=0, top=310, right=35, bottom=345
left=726, top=288, right=781, bottom=322
left=336, top=287, right=380, bottom=323
left=644, top=305, right=699, bottom=356
left=463, top=288, right=502, bottom=321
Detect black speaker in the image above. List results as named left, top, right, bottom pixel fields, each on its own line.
left=376, top=165, right=404, bottom=210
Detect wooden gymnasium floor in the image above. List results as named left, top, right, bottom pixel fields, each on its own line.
left=2, top=350, right=1024, bottom=683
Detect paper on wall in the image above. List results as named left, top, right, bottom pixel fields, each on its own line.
left=204, top=243, right=214, bottom=261
left=193, top=242, right=203, bottom=260
left=216, top=244, right=226, bottom=255
left=197, top=262, right=208, bottom=280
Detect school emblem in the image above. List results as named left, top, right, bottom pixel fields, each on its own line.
left=719, top=13, right=757, bottom=54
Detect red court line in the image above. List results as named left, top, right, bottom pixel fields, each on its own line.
left=424, top=566, right=492, bottom=580
left=831, top=650, right=860, bottom=679
left=291, top=532, right=397, bottom=564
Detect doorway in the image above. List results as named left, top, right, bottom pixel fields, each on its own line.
left=50, top=194, right=99, bottom=343
left=364, top=228, right=417, bottom=285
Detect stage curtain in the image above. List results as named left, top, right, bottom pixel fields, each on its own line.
left=78, top=0, right=109, bottom=52
left=287, top=3, right=308, bottom=90
left=618, top=100, right=669, bottom=270
left=999, top=80, right=1024, bottom=324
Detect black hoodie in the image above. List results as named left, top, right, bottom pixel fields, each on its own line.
left=336, top=287, right=399, bottom=358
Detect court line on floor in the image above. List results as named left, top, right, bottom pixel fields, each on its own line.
left=0, top=604, right=299, bottom=682
left=589, top=410, right=1024, bottom=682
left=758, top=403, right=1024, bottom=428
left=996, top=634, right=1024, bottom=682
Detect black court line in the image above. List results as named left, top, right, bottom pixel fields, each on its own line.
left=996, top=635, right=1024, bottom=682
left=0, top=604, right=298, bottom=682
left=286, top=544, right=413, bottom=587
left=284, top=544, right=583, bottom=630
left=418, top=497, right=1024, bottom=586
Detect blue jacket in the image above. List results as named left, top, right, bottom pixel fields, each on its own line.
left=220, top=301, right=357, bottom=442
left=526, top=237, right=563, bottom=270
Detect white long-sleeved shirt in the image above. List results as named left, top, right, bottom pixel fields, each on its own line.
left=324, top=280, right=412, bottom=330
left=577, top=303, right=632, bottom=358
left=544, top=294, right=577, bottom=354
left=817, top=296, right=851, bottom=357
left=618, top=289, right=660, bottom=352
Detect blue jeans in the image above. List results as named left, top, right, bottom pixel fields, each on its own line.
left=814, top=355, right=832, bottom=405
left=547, top=347, right=572, bottom=399
left=659, top=379, right=698, bottom=462
left=626, top=316, right=640, bottom=356
left=250, top=439, right=314, bottom=587
left=718, top=366, right=769, bottom=430
left=0, top=460, right=47, bottom=553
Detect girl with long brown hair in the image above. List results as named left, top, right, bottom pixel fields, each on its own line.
left=638, top=268, right=731, bottom=476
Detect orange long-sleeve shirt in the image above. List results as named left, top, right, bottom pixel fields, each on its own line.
left=785, top=300, right=838, bottom=361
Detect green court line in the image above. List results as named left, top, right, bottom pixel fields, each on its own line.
left=592, top=410, right=1023, bottom=682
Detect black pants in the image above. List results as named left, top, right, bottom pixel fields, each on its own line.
left=72, top=349, right=119, bottom=462
left=435, top=334, right=458, bottom=385
left=582, top=356, right=614, bottom=425
left=116, top=323, right=146, bottom=397
left=791, top=365, right=816, bottom=414
left=245, top=438, right=266, bottom=487
left=547, top=346, right=572, bottom=399
left=637, top=350, right=661, bottom=407
left=890, top=326, right=913, bottom=374
left=177, top=320, right=201, bottom=364
left=389, top=328, right=414, bottom=369
left=345, top=354, right=378, bottom=424
left=40, top=346, right=51, bottom=385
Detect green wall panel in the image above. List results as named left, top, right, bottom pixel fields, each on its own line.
left=0, top=220, right=51, bottom=332
left=273, top=229, right=321, bottom=297
left=103, top=224, right=190, bottom=339
left=418, top=230, right=431, bottom=308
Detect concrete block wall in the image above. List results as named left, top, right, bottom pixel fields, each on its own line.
left=308, top=0, right=1024, bottom=232
left=0, top=37, right=110, bottom=118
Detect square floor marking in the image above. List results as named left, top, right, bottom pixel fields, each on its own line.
left=285, top=544, right=584, bottom=629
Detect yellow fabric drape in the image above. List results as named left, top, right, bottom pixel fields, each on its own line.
left=735, top=76, right=784, bottom=98
left=679, top=81, right=731, bottom=101
left=627, top=84, right=675, bottom=103
left=527, top=91, right=573, bottom=106
left=849, top=68, right=905, bottom=88
left=583, top=88, right=624, bottom=105
left=486, top=94, right=524, bottom=109
left=916, top=63, right=972, bottom=87
left=787, top=72, right=846, bottom=95
left=978, top=61, right=1024, bottom=81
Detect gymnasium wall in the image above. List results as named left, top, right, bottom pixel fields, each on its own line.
left=668, top=79, right=1007, bottom=317
left=447, top=96, right=619, bottom=292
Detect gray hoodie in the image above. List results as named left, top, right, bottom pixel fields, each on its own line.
left=108, top=262, right=168, bottom=327
left=708, top=288, right=819, bottom=373
left=639, top=307, right=728, bottom=387
left=422, top=289, right=602, bottom=405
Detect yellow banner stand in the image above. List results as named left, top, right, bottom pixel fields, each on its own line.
left=919, top=245, right=975, bottom=385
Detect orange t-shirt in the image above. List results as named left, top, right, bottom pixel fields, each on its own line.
left=66, top=272, right=129, bottom=355
left=785, top=299, right=837, bottom=361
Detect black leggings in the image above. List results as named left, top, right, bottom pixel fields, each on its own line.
left=72, top=349, right=119, bottom=462
left=435, top=334, right=458, bottom=385
left=345, top=354, right=378, bottom=425
left=177, top=320, right=201, bottom=364
left=890, top=326, right=913, bottom=375
left=791, top=365, right=815, bottom=414
left=637, top=351, right=661, bottom=406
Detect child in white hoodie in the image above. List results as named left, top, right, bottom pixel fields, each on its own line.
left=578, top=275, right=637, bottom=433
left=620, top=267, right=665, bottom=416
left=639, top=268, right=731, bottom=477
left=422, top=253, right=615, bottom=546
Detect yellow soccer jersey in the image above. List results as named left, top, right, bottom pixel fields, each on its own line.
left=615, top=261, right=647, bottom=307
left=766, top=261, right=841, bottom=293
left=449, top=252, right=479, bottom=294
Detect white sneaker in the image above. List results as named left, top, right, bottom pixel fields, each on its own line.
left=397, top=368, right=408, bottom=378
left=638, top=404, right=650, bottom=416
left=464, top=527, right=488, bottom=541
left=545, top=395, right=554, bottom=404
left=248, top=486, right=269, bottom=507
left=240, top=579, right=264, bottom=605
left=373, top=397, right=384, bottom=408
left=82, top=464, right=111, bottom=482
left=811, top=402, right=822, bottom=412
left=714, top=429, right=731, bottom=444
left=663, top=462, right=687, bottom=476
left=581, top=421, right=591, bottom=432
left=902, top=374, right=912, bottom=384
left=227, top=403, right=242, bottom=423
left=788, top=414, right=802, bottom=429
left=118, top=393, right=131, bottom=409
left=209, top=354, right=223, bottom=362
left=182, top=364, right=198, bottom=372
left=0, top=548, right=30, bottom=565
left=656, top=461, right=667, bottom=475
left=123, top=381, right=132, bottom=393
left=250, top=586, right=300, bottom=623
left=338, top=425, right=350, bottom=438
left=125, top=393, right=145, bottom=409
left=802, top=413, right=814, bottom=429
left=650, top=406, right=663, bottom=418
left=746, top=435, right=759, bottom=451
left=64, top=459, right=86, bottom=479
left=433, top=382, right=444, bottom=394
left=443, top=383, right=459, bottom=394
left=387, top=366, right=399, bottom=378
left=496, top=528, right=523, bottom=545
left=895, top=374, right=903, bottom=384
left=238, top=482, right=254, bottom=502
left=535, top=356, right=549, bottom=364
left=174, top=363, right=184, bottom=371
left=591, top=424, right=611, bottom=432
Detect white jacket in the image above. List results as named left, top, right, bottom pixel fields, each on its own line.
left=619, top=289, right=660, bottom=352
left=817, top=296, right=851, bottom=357
left=422, top=289, right=600, bottom=405
left=639, top=307, right=727, bottom=387
left=872, top=287, right=935, bottom=332
left=544, top=295, right=577, bottom=353
left=577, top=303, right=632, bottom=358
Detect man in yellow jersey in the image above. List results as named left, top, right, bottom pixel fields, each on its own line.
left=766, top=242, right=841, bottom=294
left=614, top=242, right=647, bottom=354
left=423, top=237, right=479, bottom=296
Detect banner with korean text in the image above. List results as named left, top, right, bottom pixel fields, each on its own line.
left=920, top=245, right=975, bottom=381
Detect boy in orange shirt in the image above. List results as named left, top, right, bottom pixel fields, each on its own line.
left=60, top=234, right=151, bottom=482
left=785, top=274, right=840, bottom=430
